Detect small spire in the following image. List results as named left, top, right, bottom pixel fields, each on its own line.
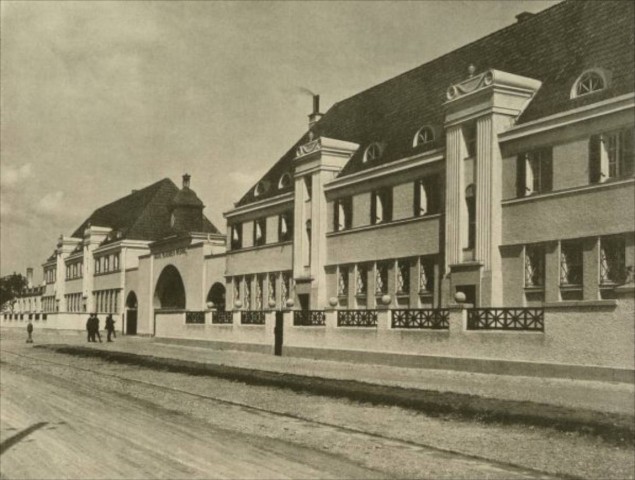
left=182, top=173, right=191, bottom=188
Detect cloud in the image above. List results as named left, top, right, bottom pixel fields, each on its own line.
left=35, top=190, right=66, bottom=216
left=1, top=163, right=32, bottom=189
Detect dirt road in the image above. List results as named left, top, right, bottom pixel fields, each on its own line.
left=1, top=362, right=382, bottom=479
left=2, top=331, right=624, bottom=479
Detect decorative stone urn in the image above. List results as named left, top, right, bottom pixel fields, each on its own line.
left=328, top=297, right=338, bottom=307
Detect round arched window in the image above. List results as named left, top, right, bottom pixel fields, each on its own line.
left=254, top=181, right=266, bottom=197
left=278, top=172, right=291, bottom=189
left=363, top=143, right=383, bottom=163
left=413, top=126, right=435, bottom=148
left=571, top=69, right=608, bottom=98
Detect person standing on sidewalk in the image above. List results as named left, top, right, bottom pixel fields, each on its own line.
left=26, top=320, right=34, bottom=344
left=93, top=314, right=103, bottom=343
left=105, top=314, right=116, bottom=342
left=86, top=314, right=93, bottom=342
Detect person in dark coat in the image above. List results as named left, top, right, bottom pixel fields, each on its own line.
left=26, top=320, right=34, bottom=344
left=105, top=314, right=116, bottom=342
left=86, top=314, right=94, bottom=342
left=93, top=314, right=102, bottom=343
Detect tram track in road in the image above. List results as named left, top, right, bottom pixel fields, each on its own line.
left=1, top=348, right=572, bottom=480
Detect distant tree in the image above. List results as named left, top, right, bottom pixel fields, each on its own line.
left=0, top=273, right=28, bottom=311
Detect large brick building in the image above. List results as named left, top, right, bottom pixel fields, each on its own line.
left=5, top=0, right=634, bottom=377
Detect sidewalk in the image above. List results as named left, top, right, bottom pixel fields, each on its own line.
left=25, top=330, right=635, bottom=417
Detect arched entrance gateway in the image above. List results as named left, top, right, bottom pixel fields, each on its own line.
left=206, top=282, right=226, bottom=311
left=154, top=265, right=186, bottom=310
left=125, top=291, right=138, bottom=335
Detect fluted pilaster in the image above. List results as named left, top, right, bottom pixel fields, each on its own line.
left=445, top=125, right=463, bottom=267
left=476, top=116, right=493, bottom=268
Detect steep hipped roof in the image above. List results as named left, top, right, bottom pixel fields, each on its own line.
left=235, top=0, right=634, bottom=207
left=71, top=178, right=220, bottom=241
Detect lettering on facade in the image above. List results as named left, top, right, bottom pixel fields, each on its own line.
left=153, top=248, right=187, bottom=259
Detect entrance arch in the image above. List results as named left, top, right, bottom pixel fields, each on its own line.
left=125, top=291, right=138, bottom=335
left=206, top=282, right=226, bottom=311
left=154, top=265, right=186, bottom=309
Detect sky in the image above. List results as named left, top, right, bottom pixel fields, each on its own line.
left=1, top=0, right=558, bottom=282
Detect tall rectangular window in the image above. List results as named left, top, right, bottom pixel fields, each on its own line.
left=516, top=148, right=553, bottom=197
left=589, top=128, right=635, bottom=183
left=371, top=188, right=393, bottom=225
left=355, top=264, right=367, bottom=297
left=95, top=259, right=101, bottom=274
left=414, top=176, right=441, bottom=216
left=396, top=260, right=410, bottom=295
left=463, top=122, right=477, bottom=158
left=525, top=244, right=545, bottom=288
left=419, top=257, right=435, bottom=293
left=600, top=235, right=626, bottom=285
left=375, top=262, right=389, bottom=295
left=113, top=254, right=119, bottom=271
left=560, top=241, right=583, bottom=287
left=230, top=223, right=243, bottom=250
left=278, top=211, right=293, bottom=242
left=253, top=218, right=266, bottom=247
left=334, top=197, right=353, bottom=231
left=337, top=266, right=349, bottom=298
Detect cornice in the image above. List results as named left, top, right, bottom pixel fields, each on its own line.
left=324, top=150, right=444, bottom=192
left=498, top=93, right=635, bottom=143
left=224, top=192, right=294, bottom=219
left=502, top=177, right=634, bottom=206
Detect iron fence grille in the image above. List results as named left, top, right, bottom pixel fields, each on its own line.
left=185, top=311, right=205, bottom=324
left=392, top=309, right=449, bottom=329
left=241, top=311, right=266, bottom=325
left=212, top=311, right=234, bottom=324
left=337, top=309, right=378, bottom=327
left=293, top=310, right=326, bottom=326
left=467, top=308, right=544, bottom=331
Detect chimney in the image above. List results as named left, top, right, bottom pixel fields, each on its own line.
left=516, top=12, right=534, bottom=23
left=26, top=268, right=33, bottom=288
left=182, top=173, right=191, bottom=189
left=308, top=94, right=323, bottom=129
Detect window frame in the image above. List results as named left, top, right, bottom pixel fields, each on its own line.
left=334, top=197, right=353, bottom=231
left=363, top=143, right=383, bottom=164
left=370, top=187, right=393, bottom=225
left=253, top=218, right=267, bottom=247
left=571, top=69, right=608, bottom=99
left=516, top=147, right=553, bottom=197
left=413, top=126, right=435, bottom=148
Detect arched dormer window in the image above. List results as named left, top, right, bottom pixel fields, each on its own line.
left=278, top=172, right=292, bottom=189
left=571, top=69, right=609, bottom=98
left=413, top=126, right=435, bottom=148
left=254, top=181, right=267, bottom=198
left=363, top=143, right=383, bottom=163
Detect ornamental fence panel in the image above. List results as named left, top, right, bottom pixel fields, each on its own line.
left=467, top=308, right=544, bottom=331
left=337, top=310, right=378, bottom=327
left=211, top=311, right=234, bottom=324
left=185, top=311, right=205, bottom=324
left=293, top=310, right=326, bottom=326
left=391, top=309, right=450, bottom=329
left=241, top=311, right=266, bottom=325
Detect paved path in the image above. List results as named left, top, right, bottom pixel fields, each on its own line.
left=5, top=328, right=635, bottom=415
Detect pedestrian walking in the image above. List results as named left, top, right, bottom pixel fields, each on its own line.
left=105, top=314, right=116, bottom=342
left=86, top=314, right=93, bottom=342
left=26, top=320, right=34, bottom=344
left=93, top=314, right=102, bottom=343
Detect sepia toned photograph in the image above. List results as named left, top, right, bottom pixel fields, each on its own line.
left=1, top=1, right=633, bottom=478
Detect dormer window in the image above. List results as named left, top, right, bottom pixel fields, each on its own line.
left=571, top=69, right=608, bottom=98
left=254, top=182, right=266, bottom=198
left=278, top=172, right=292, bottom=190
left=413, top=126, right=435, bottom=148
left=363, top=143, right=383, bottom=163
